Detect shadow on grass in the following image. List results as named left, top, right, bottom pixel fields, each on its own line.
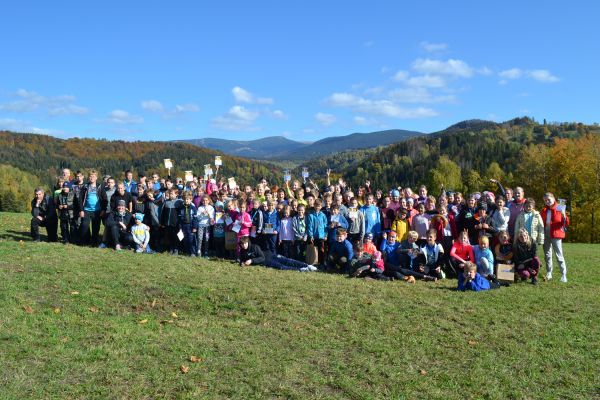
left=0, top=229, right=32, bottom=241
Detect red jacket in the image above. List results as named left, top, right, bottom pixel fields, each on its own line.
left=540, top=203, right=569, bottom=239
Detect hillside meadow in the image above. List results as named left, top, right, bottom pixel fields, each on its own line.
left=0, top=212, right=599, bottom=399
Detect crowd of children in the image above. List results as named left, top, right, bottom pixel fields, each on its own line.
left=29, top=167, right=570, bottom=291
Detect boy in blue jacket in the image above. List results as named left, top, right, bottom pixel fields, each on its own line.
left=361, top=194, right=381, bottom=240
left=327, top=228, right=354, bottom=273
left=459, top=262, right=492, bottom=291
left=326, top=204, right=349, bottom=243
left=307, top=199, right=328, bottom=266
left=262, top=200, right=280, bottom=255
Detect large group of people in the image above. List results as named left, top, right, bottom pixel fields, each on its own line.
left=30, top=166, right=570, bottom=290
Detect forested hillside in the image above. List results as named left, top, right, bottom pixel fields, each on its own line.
left=0, top=132, right=279, bottom=190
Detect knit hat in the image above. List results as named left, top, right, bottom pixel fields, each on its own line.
left=391, top=189, right=400, bottom=197
left=117, top=199, right=126, bottom=207
left=135, top=213, right=144, bottom=221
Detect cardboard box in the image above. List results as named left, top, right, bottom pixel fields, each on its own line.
left=496, top=263, right=515, bottom=282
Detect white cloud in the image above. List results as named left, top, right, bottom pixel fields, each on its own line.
left=412, top=58, right=474, bottom=77
left=326, top=92, right=437, bottom=119
left=388, top=87, right=456, bottom=104
left=212, top=105, right=260, bottom=131
left=232, top=86, right=273, bottom=105
left=0, top=89, right=88, bottom=116
left=107, top=110, right=144, bottom=124
left=141, top=100, right=164, bottom=113
left=499, top=68, right=523, bottom=79
left=270, top=109, right=287, bottom=120
left=173, top=103, right=200, bottom=113
left=393, top=70, right=410, bottom=82
left=315, top=112, right=337, bottom=126
left=528, top=69, right=559, bottom=83
left=478, top=67, right=493, bottom=76
left=0, top=117, right=64, bottom=135
left=405, top=75, right=446, bottom=88
left=353, top=116, right=370, bottom=125
left=420, top=41, right=448, bottom=53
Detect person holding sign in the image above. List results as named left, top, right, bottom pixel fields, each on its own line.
left=541, top=192, right=569, bottom=282
left=261, top=200, right=280, bottom=255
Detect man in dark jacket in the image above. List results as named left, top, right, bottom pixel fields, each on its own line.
left=106, top=200, right=134, bottom=250
left=239, top=236, right=265, bottom=266
left=31, top=188, right=58, bottom=242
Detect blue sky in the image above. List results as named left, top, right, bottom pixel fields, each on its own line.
left=1, top=1, right=598, bottom=142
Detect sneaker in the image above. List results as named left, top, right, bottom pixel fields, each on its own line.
left=307, top=265, right=318, bottom=272
left=115, top=244, right=122, bottom=251
left=299, top=267, right=310, bottom=272
left=98, top=243, right=107, bottom=249
left=546, top=273, right=553, bottom=281
left=560, top=275, right=567, bottom=283
left=424, top=275, right=437, bottom=282
left=440, top=270, right=446, bottom=279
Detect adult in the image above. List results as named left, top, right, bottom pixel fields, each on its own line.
left=78, top=170, right=103, bottom=245
left=541, top=193, right=569, bottom=282
left=508, top=186, right=526, bottom=237
left=30, top=188, right=58, bottom=242
left=123, top=169, right=137, bottom=193
left=106, top=200, right=134, bottom=250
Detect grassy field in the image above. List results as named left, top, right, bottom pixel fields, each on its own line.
left=0, top=212, right=599, bottom=400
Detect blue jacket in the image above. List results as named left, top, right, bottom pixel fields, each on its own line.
left=380, top=240, right=401, bottom=266
left=262, top=210, right=280, bottom=234
left=461, top=273, right=491, bottom=291
left=360, top=205, right=381, bottom=236
left=473, top=245, right=494, bottom=275
left=307, top=211, right=328, bottom=240
left=327, top=214, right=348, bottom=242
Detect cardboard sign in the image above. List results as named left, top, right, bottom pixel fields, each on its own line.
left=302, top=167, right=309, bottom=179
left=305, top=244, right=318, bottom=265
left=204, top=164, right=213, bottom=176
left=264, top=223, right=274, bottom=234
left=496, top=263, right=515, bottom=282
left=557, top=198, right=567, bottom=213
left=164, top=159, right=173, bottom=169
left=228, top=177, right=237, bottom=190
left=215, top=156, right=222, bottom=166
left=224, top=231, right=237, bottom=250
left=284, top=170, right=291, bottom=182
left=184, top=171, right=193, bottom=183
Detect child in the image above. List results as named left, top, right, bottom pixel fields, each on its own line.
left=346, top=197, right=365, bottom=244
left=131, top=213, right=152, bottom=253
left=160, top=189, right=183, bottom=255
left=490, top=196, right=510, bottom=235
left=144, top=189, right=162, bottom=252
left=416, top=229, right=445, bottom=280
left=327, top=204, right=349, bottom=244
left=213, top=201, right=226, bottom=258
left=541, top=192, right=569, bottom=282
left=450, top=230, right=475, bottom=287
left=278, top=205, right=295, bottom=258
left=380, top=231, right=401, bottom=271
left=306, top=199, right=328, bottom=265
left=473, top=236, right=495, bottom=280
left=360, top=194, right=381, bottom=240
left=362, top=232, right=377, bottom=255
left=249, top=198, right=263, bottom=245
left=458, top=262, right=492, bottom=292
left=349, top=242, right=374, bottom=277
left=239, top=236, right=266, bottom=266
left=513, top=228, right=541, bottom=284
left=390, top=208, right=410, bottom=242
left=353, top=249, right=389, bottom=280
left=494, top=230, right=513, bottom=265
left=327, top=228, right=354, bottom=273
left=196, top=195, right=215, bottom=257
left=474, top=204, right=494, bottom=239
left=513, top=198, right=545, bottom=248
left=262, top=200, right=280, bottom=255
left=179, top=192, right=198, bottom=256
left=412, top=203, right=431, bottom=246
left=55, top=182, right=76, bottom=244
left=292, top=204, right=308, bottom=261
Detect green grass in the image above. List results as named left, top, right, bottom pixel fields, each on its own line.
left=1, top=211, right=599, bottom=399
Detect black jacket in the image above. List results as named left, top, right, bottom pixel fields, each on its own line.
left=107, top=211, right=133, bottom=232
left=239, top=243, right=265, bottom=265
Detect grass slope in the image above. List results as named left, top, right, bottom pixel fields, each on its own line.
left=0, top=212, right=599, bottom=399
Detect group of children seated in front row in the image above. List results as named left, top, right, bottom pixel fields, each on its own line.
left=32, top=169, right=569, bottom=292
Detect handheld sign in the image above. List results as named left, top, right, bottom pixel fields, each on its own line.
left=228, top=177, right=237, bottom=190
left=204, top=164, right=213, bottom=176
left=284, top=170, right=291, bottom=182
left=302, top=167, right=309, bottom=179
left=215, top=156, right=222, bottom=166
left=184, top=171, right=193, bottom=183
left=557, top=198, right=567, bottom=213
left=164, top=159, right=173, bottom=169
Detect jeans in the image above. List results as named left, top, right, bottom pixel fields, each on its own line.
left=79, top=211, right=101, bottom=245
left=266, top=255, right=309, bottom=270
left=544, top=237, right=567, bottom=277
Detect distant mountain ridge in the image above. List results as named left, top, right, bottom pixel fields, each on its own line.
left=179, top=129, right=424, bottom=161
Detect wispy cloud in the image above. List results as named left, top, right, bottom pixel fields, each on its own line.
left=528, top=69, right=559, bottom=83
left=103, top=110, right=144, bottom=125
left=232, top=86, right=273, bottom=105
left=314, top=112, right=337, bottom=126
left=412, top=58, right=474, bottom=78
left=388, top=87, right=456, bottom=104
left=141, top=99, right=199, bottom=118
left=0, top=117, right=64, bottom=135
left=0, top=89, right=88, bottom=116
left=498, top=68, right=559, bottom=84
left=326, top=92, right=437, bottom=118
left=420, top=41, right=448, bottom=53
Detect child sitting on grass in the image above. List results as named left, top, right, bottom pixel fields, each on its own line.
left=327, top=228, right=354, bottom=273
left=458, top=262, right=492, bottom=292
left=513, top=228, right=541, bottom=285
left=131, top=213, right=152, bottom=253
left=473, top=235, right=495, bottom=280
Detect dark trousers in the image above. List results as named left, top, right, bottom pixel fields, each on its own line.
left=31, top=217, right=58, bottom=242
left=293, top=239, right=306, bottom=261
left=79, top=211, right=101, bottom=245
left=59, top=217, right=76, bottom=243
left=279, top=240, right=294, bottom=259
left=266, top=255, right=309, bottom=270
left=214, top=237, right=225, bottom=258
left=181, top=223, right=196, bottom=255
left=162, top=226, right=179, bottom=253
left=327, top=253, right=350, bottom=273
left=109, top=225, right=133, bottom=248
left=312, top=238, right=326, bottom=265
left=263, top=234, right=278, bottom=255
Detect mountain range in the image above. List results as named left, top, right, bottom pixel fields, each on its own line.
left=179, top=129, right=424, bottom=161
